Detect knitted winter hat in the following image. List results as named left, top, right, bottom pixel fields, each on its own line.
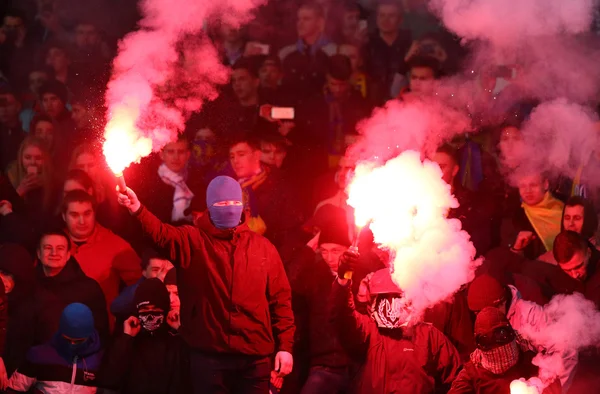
left=135, top=278, right=170, bottom=312
left=59, top=303, right=95, bottom=339
left=39, top=80, right=69, bottom=104
left=475, top=307, right=510, bottom=335
left=206, top=176, right=242, bottom=207
left=163, top=268, right=177, bottom=286
left=318, top=223, right=351, bottom=247
left=467, top=274, right=506, bottom=312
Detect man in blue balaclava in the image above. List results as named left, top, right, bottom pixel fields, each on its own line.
left=117, top=176, right=295, bottom=394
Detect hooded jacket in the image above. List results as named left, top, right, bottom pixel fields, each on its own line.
left=0, top=244, right=36, bottom=376
left=134, top=206, right=295, bottom=356
left=33, top=257, right=109, bottom=344
left=8, top=328, right=104, bottom=393
left=330, top=280, right=461, bottom=394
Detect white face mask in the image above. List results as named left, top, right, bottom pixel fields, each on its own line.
left=370, top=294, right=411, bottom=329
left=138, top=312, right=165, bottom=332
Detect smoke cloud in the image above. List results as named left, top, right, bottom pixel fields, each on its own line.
left=347, top=151, right=481, bottom=315
left=103, top=0, right=264, bottom=172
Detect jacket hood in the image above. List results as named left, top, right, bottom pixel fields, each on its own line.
left=0, top=244, right=35, bottom=302
left=36, top=256, right=86, bottom=285
left=561, top=200, right=598, bottom=240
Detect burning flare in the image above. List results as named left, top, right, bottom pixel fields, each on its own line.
left=347, top=150, right=480, bottom=316
left=510, top=379, right=542, bottom=394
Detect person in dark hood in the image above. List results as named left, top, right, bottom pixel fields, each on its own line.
left=117, top=175, right=294, bottom=394
left=0, top=243, right=35, bottom=382
left=32, top=230, right=109, bottom=345
left=330, top=254, right=461, bottom=393
left=538, top=196, right=599, bottom=264
left=448, top=307, right=561, bottom=394
left=8, top=303, right=104, bottom=393
left=102, top=278, right=189, bottom=394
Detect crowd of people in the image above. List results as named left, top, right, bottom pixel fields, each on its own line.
left=1, top=0, right=600, bottom=393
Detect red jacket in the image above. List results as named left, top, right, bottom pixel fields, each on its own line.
left=135, top=206, right=295, bottom=356
left=331, top=281, right=461, bottom=394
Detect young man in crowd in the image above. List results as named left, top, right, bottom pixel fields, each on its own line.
left=62, top=190, right=141, bottom=320
left=287, top=218, right=353, bottom=394
left=32, top=229, right=109, bottom=344
left=365, top=0, right=412, bottom=105
left=103, top=278, right=189, bottom=394
left=397, top=56, right=441, bottom=102
left=8, top=303, right=105, bottom=393
left=279, top=2, right=337, bottom=104
left=0, top=9, right=38, bottom=89
left=135, top=136, right=207, bottom=224
left=467, top=274, right=577, bottom=391
left=0, top=88, right=25, bottom=171
left=331, top=254, right=462, bottom=393
left=117, top=175, right=295, bottom=394
left=229, top=134, right=300, bottom=248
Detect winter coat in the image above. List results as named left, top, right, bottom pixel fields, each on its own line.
left=33, top=257, right=109, bottom=344
left=8, top=331, right=104, bottom=394
left=448, top=351, right=561, bottom=394
left=504, top=285, right=577, bottom=393
left=287, top=246, right=350, bottom=369
left=330, top=281, right=461, bottom=394
left=0, top=244, right=36, bottom=376
left=101, top=330, right=190, bottom=394
left=134, top=206, right=295, bottom=356
left=69, top=224, right=141, bottom=315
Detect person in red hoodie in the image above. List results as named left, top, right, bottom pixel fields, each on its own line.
left=117, top=175, right=295, bottom=394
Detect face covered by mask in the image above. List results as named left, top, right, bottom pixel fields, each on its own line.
left=206, top=176, right=244, bottom=230
left=369, top=293, right=412, bottom=329
left=138, top=311, right=165, bottom=332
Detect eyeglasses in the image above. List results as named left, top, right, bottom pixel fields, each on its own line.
left=475, top=325, right=515, bottom=351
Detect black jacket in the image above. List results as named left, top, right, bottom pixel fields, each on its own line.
left=102, top=330, right=190, bottom=394
left=33, top=257, right=109, bottom=344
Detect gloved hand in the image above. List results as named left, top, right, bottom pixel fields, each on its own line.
left=338, top=250, right=359, bottom=279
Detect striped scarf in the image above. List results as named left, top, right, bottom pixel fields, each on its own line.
left=158, top=163, right=194, bottom=223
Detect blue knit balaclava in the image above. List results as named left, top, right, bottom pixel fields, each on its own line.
left=206, top=176, right=243, bottom=229
left=55, top=303, right=95, bottom=360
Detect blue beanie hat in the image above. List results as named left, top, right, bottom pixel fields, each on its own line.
left=206, top=176, right=243, bottom=207
left=59, top=303, right=95, bottom=339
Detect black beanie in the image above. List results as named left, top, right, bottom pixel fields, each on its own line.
left=319, top=224, right=351, bottom=247
left=39, top=80, right=69, bottom=104
left=328, top=54, right=352, bottom=81
left=134, top=278, right=170, bottom=312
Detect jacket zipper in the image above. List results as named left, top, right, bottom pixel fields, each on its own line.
left=71, top=356, right=78, bottom=393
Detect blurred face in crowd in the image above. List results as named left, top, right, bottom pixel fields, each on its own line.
left=29, top=71, right=49, bottom=96
left=342, top=9, right=360, bottom=37
left=327, top=75, right=351, bottom=100
left=38, top=234, right=71, bottom=277
left=22, top=145, right=44, bottom=172
left=563, top=205, right=585, bottom=234
left=376, top=4, right=402, bottom=35
left=259, top=62, right=282, bottom=89
left=231, top=68, right=259, bottom=104
left=3, top=16, right=26, bottom=44
left=296, top=7, right=323, bottom=41
left=432, top=151, right=459, bottom=186
left=143, top=258, right=171, bottom=279
left=42, top=93, right=65, bottom=119
left=0, top=271, right=14, bottom=293
left=319, top=243, right=348, bottom=273
left=336, top=157, right=355, bottom=190
left=63, top=179, right=92, bottom=198
left=167, top=284, right=180, bottom=311
left=74, top=152, right=100, bottom=180
left=63, top=201, right=96, bottom=242
left=161, top=140, right=190, bottom=173
left=75, top=24, right=100, bottom=50
left=339, top=44, right=362, bottom=73
left=409, top=66, right=435, bottom=94
left=71, top=103, right=90, bottom=129
left=219, top=24, right=243, bottom=45
left=559, top=248, right=590, bottom=281
left=34, top=120, right=55, bottom=147
left=517, top=174, right=548, bottom=206
left=260, top=141, right=286, bottom=168
left=46, top=47, right=70, bottom=73
left=498, top=126, right=524, bottom=167
left=0, top=93, right=21, bottom=125
left=230, top=142, right=261, bottom=179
